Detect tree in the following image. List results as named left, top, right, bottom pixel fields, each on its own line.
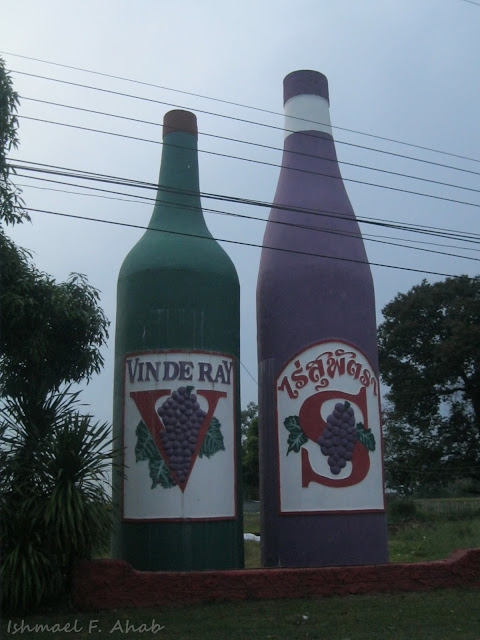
left=0, top=57, right=28, bottom=225
left=0, top=243, right=109, bottom=398
left=241, top=402, right=259, bottom=500
left=0, top=56, right=109, bottom=403
left=0, top=58, right=115, bottom=613
left=378, top=276, right=480, bottom=494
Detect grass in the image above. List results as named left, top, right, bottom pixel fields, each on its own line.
left=389, top=517, right=480, bottom=563
left=2, top=502, right=479, bottom=639
left=2, top=590, right=480, bottom=639
left=243, top=507, right=480, bottom=567
left=243, top=511, right=261, bottom=535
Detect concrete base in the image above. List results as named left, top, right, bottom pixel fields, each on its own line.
left=73, top=548, right=480, bottom=610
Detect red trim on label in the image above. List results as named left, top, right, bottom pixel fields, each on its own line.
left=275, top=337, right=380, bottom=383
left=122, top=515, right=237, bottom=523
left=274, top=338, right=386, bottom=515
left=124, top=348, right=236, bottom=359
left=279, top=508, right=386, bottom=516
left=121, top=350, right=239, bottom=522
left=377, top=385, right=387, bottom=511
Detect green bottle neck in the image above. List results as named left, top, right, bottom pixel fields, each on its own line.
left=148, top=130, right=212, bottom=238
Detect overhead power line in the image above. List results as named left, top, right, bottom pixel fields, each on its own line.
left=20, top=180, right=480, bottom=253
left=11, top=70, right=480, bottom=180
left=3, top=49, right=480, bottom=165
left=12, top=159, right=480, bottom=247
left=12, top=158, right=480, bottom=246
left=19, top=171, right=476, bottom=247
left=16, top=180, right=480, bottom=264
left=15, top=116, right=480, bottom=210
left=26, top=205, right=470, bottom=279
left=240, top=361, right=258, bottom=386
left=19, top=96, right=480, bottom=186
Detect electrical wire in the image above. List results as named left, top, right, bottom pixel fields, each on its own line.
left=12, top=159, right=480, bottom=245
left=25, top=205, right=474, bottom=279
left=240, top=361, right=258, bottom=386
left=16, top=158, right=480, bottom=244
left=11, top=70, right=480, bottom=180
left=16, top=179, right=480, bottom=264
left=4, top=52, right=479, bottom=438
left=3, top=50, right=480, bottom=165
left=19, top=180, right=480, bottom=254
left=15, top=115, right=480, bottom=210
left=19, top=96, right=480, bottom=187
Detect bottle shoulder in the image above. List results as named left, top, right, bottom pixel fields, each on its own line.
left=119, top=230, right=239, bottom=284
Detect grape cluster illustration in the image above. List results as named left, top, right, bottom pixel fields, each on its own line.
left=317, top=401, right=357, bottom=475
left=157, top=386, right=207, bottom=484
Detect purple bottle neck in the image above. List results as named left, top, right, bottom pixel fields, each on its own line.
left=283, top=70, right=333, bottom=140
left=257, top=70, right=378, bottom=371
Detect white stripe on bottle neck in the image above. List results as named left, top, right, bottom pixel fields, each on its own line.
left=284, top=94, right=332, bottom=139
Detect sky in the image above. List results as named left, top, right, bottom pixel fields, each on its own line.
left=1, top=0, right=479, bottom=427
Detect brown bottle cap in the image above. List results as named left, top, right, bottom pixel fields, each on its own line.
left=283, top=70, right=329, bottom=105
left=163, top=109, right=198, bottom=138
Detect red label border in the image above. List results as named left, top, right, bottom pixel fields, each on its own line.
left=121, top=348, right=239, bottom=522
left=274, top=338, right=387, bottom=516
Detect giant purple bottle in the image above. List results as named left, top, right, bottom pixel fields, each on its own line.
left=257, top=70, right=388, bottom=567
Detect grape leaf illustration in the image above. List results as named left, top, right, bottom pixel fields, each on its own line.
left=149, top=456, right=175, bottom=489
left=199, top=417, right=225, bottom=459
left=284, top=415, right=308, bottom=455
left=135, top=420, right=159, bottom=462
left=356, top=422, right=376, bottom=452
left=135, top=420, right=174, bottom=489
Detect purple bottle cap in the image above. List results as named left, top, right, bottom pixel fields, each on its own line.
left=163, top=109, right=198, bottom=139
left=283, top=70, right=329, bottom=105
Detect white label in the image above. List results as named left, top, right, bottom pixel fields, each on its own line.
left=276, top=340, right=385, bottom=513
left=284, top=94, right=332, bottom=138
left=123, top=350, right=236, bottom=520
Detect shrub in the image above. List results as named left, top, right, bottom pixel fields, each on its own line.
left=0, top=390, right=118, bottom=613
left=387, top=497, right=417, bottom=522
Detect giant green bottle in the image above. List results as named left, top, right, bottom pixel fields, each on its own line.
left=112, top=109, right=243, bottom=571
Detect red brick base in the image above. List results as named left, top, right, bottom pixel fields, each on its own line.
left=72, top=548, right=480, bottom=611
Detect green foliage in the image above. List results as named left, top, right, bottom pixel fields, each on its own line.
left=242, top=511, right=260, bottom=534
left=386, top=497, right=417, bottom=523
left=0, top=58, right=114, bottom=614
left=414, top=497, right=480, bottom=519
left=0, top=391, right=117, bottom=613
left=134, top=415, right=225, bottom=490
left=135, top=420, right=174, bottom=489
left=357, top=423, right=376, bottom=451
left=0, top=57, right=29, bottom=226
left=443, top=477, right=480, bottom=497
left=199, top=417, right=225, bottom=458
left=378, top=276, right=480, bottom=494
left=284, top=415, right=308, bottom=455
left=0, top=251, right=110, bottom=397
left=388, top=513, right=480, bottom=564
left=1, top=60, right=109, bottom=399
left=241, top=403, right=259, bottom=500
left=379, top=275, right=480, bottom=424
left=3, top=590, right=480, bottom=640
left=1, top=60, right=109, bottom=398
left=240, top=401, right=258, bottom=439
